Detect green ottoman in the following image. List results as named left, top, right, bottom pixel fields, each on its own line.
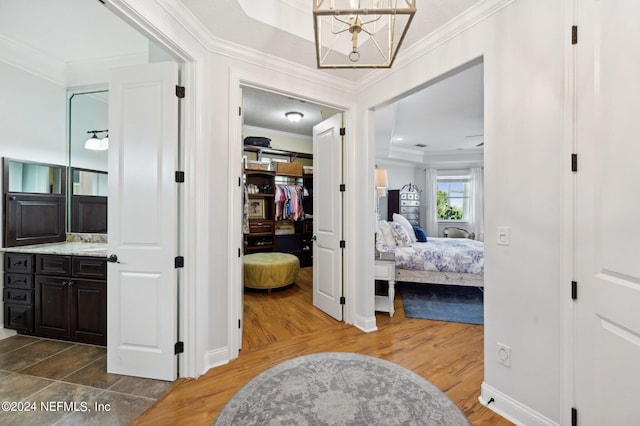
left=243, top=252, right=300, bottom=294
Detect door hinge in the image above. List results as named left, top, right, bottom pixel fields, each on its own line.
left=340, top=296, right=346, bottom=305
left=571, top=407, right=577, bottom=426
left=339, top=184, right=346, bottom=192
left=340, top=127, right=346, bottom=136
left=238, top=319, right=242, bottom=329
left=175, top=171, right=185, bottom=183
left=238, top=248, right=241, bottom=258
left=571, top=154, right=578, bottom=172
left=175, top=256, right=184, bottom=268
left=238, top=177, right=242, bottom=187
left=571, top=25, right=578, bottom=45
left=239, top=106, right=242, bottom=116
left=339, top=240, right=346, bottom=248
left=175, top=85, right=185, bottom=99
left=175, top=341, right=184, bottom=354
left=571, top=281, right=578, bottom=300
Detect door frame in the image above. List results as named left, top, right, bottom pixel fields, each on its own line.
left=227, top=69, right=355, bottom=359
left=104, top=0, right=208, bottom=378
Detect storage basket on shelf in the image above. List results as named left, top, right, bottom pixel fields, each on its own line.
left=275, top=162, right=302, bottom=177
left=246, top=160, right=271, bottom=171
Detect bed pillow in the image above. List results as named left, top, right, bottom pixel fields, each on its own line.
left=392, top=213, right=417, bottom=242
left=413, top=225, right=428, bottom=242
left=389, top=221, right=412, bottom=246
left=377, top=220, right=397, bottom=247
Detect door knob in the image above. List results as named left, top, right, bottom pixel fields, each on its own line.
left=107, top=254, right=120, bottom=263
left=312, top=235, right=317, bottom=241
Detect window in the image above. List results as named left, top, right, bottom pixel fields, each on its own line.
left=437, top=177, right=470, bottom=221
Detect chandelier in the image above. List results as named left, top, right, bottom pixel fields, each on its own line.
left=313, top=0, right=416, bottom=69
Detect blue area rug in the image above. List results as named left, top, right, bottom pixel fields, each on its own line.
left=399, top=283, right=484, bottom=325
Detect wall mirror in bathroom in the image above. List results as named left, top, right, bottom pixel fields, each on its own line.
left=68, top=90, right=108, bottom=233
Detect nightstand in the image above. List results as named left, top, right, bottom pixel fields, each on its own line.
left=374, top=257, right=396, bottom=317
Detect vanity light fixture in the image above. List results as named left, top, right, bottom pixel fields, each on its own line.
left=285, top=111, right=304, bottom=122
left=85, top=130, right=109, bottom=151
left=313, top=0, right=416, bottom=69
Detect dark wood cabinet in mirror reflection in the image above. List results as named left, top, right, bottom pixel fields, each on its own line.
left=3, top=158, right=66, bottom=247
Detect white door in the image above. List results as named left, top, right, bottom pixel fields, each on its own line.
left=312, top=114, right=343, bottom=320
left=574, top=1, right=640, bottom=424
left=107, top=62, right=179, bottom=381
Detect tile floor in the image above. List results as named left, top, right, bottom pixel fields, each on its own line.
left=0, top=335, right=174, bottom=425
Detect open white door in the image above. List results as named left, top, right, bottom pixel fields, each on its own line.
left=107, top=62, right=179, bottom=381
left=574, top=1, right=640, bottom=423
left=312, top=114, right=343, bottom=321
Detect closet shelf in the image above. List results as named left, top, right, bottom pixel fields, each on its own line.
left=244, top=145, right=313, bottom=161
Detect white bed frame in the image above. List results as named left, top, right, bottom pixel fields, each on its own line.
left=395, top=268, right=484, bottom=287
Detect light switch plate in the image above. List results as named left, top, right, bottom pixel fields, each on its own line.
left=497, top=226, right=510, bottom=245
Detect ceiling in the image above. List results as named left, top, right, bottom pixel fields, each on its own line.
left=0, top=0, right=485, bottom=164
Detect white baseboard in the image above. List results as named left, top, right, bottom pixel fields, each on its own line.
left=353, top=314, right=377, bottom=333
left=480, top=383, right=559, bottom=426
left=0, top=328, right=17, bottom=340
left=203, top=347, right=231, bottom=375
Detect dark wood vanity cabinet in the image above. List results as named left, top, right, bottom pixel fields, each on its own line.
left=4, top=253, right=107, bottom=346
left=3, top=253, right=35, bottom=332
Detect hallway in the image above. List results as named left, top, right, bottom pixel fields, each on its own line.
left=134, top=267, right=512, bottom=425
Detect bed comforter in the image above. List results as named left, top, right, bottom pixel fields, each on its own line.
left=377, top=237, right=484, bottom=274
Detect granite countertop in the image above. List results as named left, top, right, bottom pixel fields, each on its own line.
left=1, top=241, right=108, bottom=258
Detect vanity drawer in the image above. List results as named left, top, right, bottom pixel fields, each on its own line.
left=4, top=253, right=34, bottom=273
left=4, top=273, right=34, bottom=289
left=72, top=257, right=107, bottom=280
left=4, top=303, right=34, bottom=332
left=35, top=254, right=72, bottom=276
left=3, top=287, right=33, bottom=305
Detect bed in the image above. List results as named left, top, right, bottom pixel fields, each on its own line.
left=376, top=224, right=484, bottom=287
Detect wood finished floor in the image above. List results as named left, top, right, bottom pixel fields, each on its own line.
left=133, top=267, right=513, bottom=425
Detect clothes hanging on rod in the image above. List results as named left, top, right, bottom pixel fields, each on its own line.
left=242, top=184, right=250, bottom=234
left=275, top=185, right=304, bottom=221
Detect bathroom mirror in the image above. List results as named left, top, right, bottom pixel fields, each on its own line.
left=68, top=90, right=108, bottom=233
left=72, top=168, right=108, bottom=196
left=4, top=159, right=65, bottom=194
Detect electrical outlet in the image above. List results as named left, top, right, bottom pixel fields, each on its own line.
left=497, top=343, right=511, bottom=367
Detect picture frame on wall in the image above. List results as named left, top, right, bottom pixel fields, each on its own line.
left=248, top=198, right=265, bottom=219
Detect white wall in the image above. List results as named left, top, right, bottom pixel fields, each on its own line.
left=357, top=0, right=564, bottom=424
left=0, top=61, right=67, bottom=334
left=0, top=62, right=67, bottom=164
left=203, top=51, right=356, bottom=367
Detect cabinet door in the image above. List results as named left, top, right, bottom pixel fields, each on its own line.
left=70, top=280, right=106, bottom=346
left=34, top=276, right=70, bottom=339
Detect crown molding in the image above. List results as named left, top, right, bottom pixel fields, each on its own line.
left=356, top=0, right=519, bottom=92
left=158, top=0, right=358, bottom=95
left=0, top=34, right=67, bottom=86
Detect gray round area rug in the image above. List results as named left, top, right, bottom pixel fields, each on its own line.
left=214, top=352, right=470, bottom=425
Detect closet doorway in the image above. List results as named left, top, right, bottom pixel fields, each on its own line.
left=239, top=86, right=343, bottom=351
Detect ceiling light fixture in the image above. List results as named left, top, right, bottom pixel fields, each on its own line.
left=313, top=0, right=416, bottom=69
left=85, top=130, right=109, bottom=151
left=285, top=111, right=304, bottom=122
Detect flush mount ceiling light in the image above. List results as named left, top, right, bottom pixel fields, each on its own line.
left=85, top=130, right=109, bottom=151
left=313, top=0, right=416, bottom=69
left=285, top=111, right=304, bottom=122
